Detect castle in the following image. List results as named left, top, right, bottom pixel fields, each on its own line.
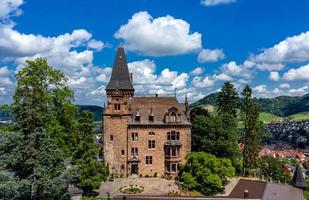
left=103, top=47, right=191, bottom=177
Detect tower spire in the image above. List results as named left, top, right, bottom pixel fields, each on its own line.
left=105, top=47, right=134, bottom=93
left=291, top=164, right=308, bottom=189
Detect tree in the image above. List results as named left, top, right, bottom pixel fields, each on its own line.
left=73, top=111, right=107, bottom=195
left=192, top=113, right=240, bottom=167
left=217, top=82, right=239, bottom=118
left=11, top=58, right=74, bottom=199
left=240, top=85, right=262, bottom=176
left=179, top=152, right=235, bottom=195
left=258, top=156, right=291, bottom=183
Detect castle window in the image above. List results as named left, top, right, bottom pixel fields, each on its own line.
left=131, top=132, right=138, bottom=141
left=146, top=156, right=153, bottom=165
left=149, top=131, right=155, bottom=136
left=149, top=115, right=154, bottom=122
left=148, top=140, right=155, bottom=149
left=110, top=135, right=114, bottom=142
left=121, top=165, right=125, bottom=170
left=135, top=112, right=141, bottom=122
left=131, top=148, right=138, bottom=157
left=121, top=150, right=125, bottom=156
left=171, top=112, right=176, bottom=122
left=114, top=104, right=121, bottom=110
left=167, top=131, right=180, bottom=141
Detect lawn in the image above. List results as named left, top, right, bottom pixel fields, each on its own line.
left=259, top=112, right=282, bottom=124
left=288, top=112, right=309, bottom=122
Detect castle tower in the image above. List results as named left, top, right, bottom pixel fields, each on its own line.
left=104, top=47, right=134, bottom=176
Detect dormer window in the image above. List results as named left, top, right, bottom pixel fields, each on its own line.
left=171, top=112, right=176, bottom=122
left=135, top=112, right=141, bottom=122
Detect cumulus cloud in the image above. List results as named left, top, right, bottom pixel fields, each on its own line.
left=192, top=76, right=215, bottom=88
left=0, top=66, right=9, bottom=76
left=114, top=11, right=202, bottom=56
left=197, top=48, right=225, bottom=63
left=283, top=64, right=309, bottom=81
left=201, top=0, right=236, bottom=6
left=288, top=86, right=308, bottom=96
left=213, top=73, right=233, bottom=81
left=190, top=67, right=204, bottom=76
left=221, top=61, right=251, bottom=79
left=0, top=0, right=23, bottom=20
left=250, top=31, right=309, bottom=65
left=253, top=84, right=268, bottom=95
left=279, top=83, right=290, bottom=89
left=269, top=71, right=280, bottom=81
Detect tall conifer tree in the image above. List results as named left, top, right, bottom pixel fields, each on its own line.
left=240, top=85, right=262, bottom=176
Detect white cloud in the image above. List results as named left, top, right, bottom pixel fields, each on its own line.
left=192, top=76, right=215, bottom=88
left=288, top=86, right=308, bottom=96
left=197, top=48, right=225, bottom=63
left=269, top=71, right=280, bottom=81
left=128, top=59, right=157, bottom=84
left=87, top=39, right=104, bottom=51
left=250, top=31, right=309, bottom=65
left=0, top=66, right=9, bottom=76
left=114, top=11, right=202, bottom=56
left=95, top=68, right=112, bottom=83
left=253, top=84, right=267, bottom=95
left=255, top=63, right=284, bottom=71
left=283, top=64, right=309, bottom=81
left=279, top=83, right=290, bottom=89
left=213, top=73, right=233, bottom=81
left=0, top=77, right=13, bottom=86
left=221, top=61, right=251, bottom=79
left=172, top=73, right=189, bottom=89
left=0, top=87, right=6, bottom=95
left=190, top=67, right=204, bottom=76
left=201, top=0, right=236, bottom=6
left=0, top=0, right=23, bottom=20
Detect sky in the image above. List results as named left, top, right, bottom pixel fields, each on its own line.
left=1, top=0, right=309, bottom=106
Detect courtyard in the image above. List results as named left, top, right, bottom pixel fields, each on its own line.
left=96, top=177, right=180, bottom=198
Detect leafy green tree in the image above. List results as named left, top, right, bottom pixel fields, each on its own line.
left=73, top=111, right=107, bottom=194
left=258, top=156, right=291, bottom=183
left=192, top=113, right=240, bottom=166
left=240, top=85, right=262, bottom=175
left=217, top=82, right=239, bottom=118
left=179, top=152, right=235, bottom=195
left=11, top=58, right=75, bottom=199
left=13, top=58, right=78, bottom=156
left=0, top=170, right=31, bottom=200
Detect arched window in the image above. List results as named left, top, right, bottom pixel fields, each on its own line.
left=171, top=112, right=176, bottom=122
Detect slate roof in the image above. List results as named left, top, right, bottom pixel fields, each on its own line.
left=106, top=47, right=134, bottom=91
left=229, top=179, right=304, bottom=200
left=229, top=179, right=267, bottom=199
left=291, top=164, right=308, bottom=189
left=128, top=97, right=190, bottom=125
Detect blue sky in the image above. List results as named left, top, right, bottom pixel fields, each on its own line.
left=1, top=0, right=309, bottom=105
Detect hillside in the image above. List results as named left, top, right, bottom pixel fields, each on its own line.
left=193, top=93, right=309, bottom=117
left=0, top=105, right=103, bottom=122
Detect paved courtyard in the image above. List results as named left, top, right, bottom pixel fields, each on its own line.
left=96, top=177, right=180, bottom=198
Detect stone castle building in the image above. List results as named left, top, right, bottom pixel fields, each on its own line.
left=103, top=47, right=191, bottom=177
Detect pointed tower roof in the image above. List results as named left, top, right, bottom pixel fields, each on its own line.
left=291, top=164, right=308, bottom=189
left=106, top=47, right=134, bottom=91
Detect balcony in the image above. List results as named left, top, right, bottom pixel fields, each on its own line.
left=165, top=140, right=182, bottom=147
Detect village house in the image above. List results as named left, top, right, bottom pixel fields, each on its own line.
left=103, top=47, right=192, bottom=178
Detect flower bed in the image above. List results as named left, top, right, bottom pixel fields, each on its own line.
left=120, top=185, right=144, bottom=194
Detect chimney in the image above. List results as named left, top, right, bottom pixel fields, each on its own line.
left=155, top=94, right=158, bottom=98
left=130, top=73, right=133, bottom=83
left=244, top=190, right=249, bottom=199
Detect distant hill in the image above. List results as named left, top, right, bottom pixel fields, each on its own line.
left=0, top=105, right=103, bottom=122
left=192, top=93, right=309, bottom=117
left=76, top=105, right=103, bottom=121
